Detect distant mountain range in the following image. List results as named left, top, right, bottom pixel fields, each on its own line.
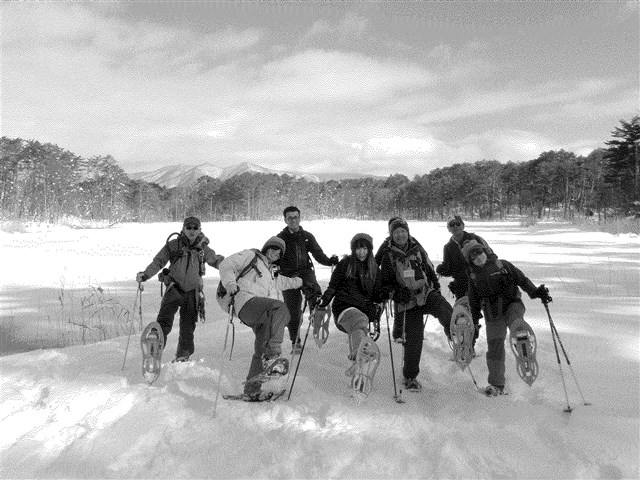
left=128, top=162, right=320, bottom=188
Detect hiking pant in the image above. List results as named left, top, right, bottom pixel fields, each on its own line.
left=393, top=290, right=452, bottom=342
left=282, top=270, right=321, bottom=343
left=485, top=301, right=528, bottom=387
left=397, top=291, right=453, bottom=380
left=335, top=307, right=369, bottom=360
left=238, top=296, right=290, bottom=395
left=156, top=285, right=198, bottom=358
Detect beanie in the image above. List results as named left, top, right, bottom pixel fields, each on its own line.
left=261, top=236, right=286, bottom=255
left=461, top=239, right=484, bottom=263
left=350, top=233, right=373, bottom=251
left=183, top=216, right=201, bottom=228
left=389, top=218, right=409, bottom=236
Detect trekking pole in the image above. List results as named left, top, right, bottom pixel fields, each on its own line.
left=212, top=301, right=235, bottom=418
left=287, top=299, right=311, bottom=400
left=122, top=282, right=143, bottom=371
left=385, top=301, right=403, bottom=403
left=466, top=362, right=480, bottom=392
left=544, top=300, right=591, bottom=408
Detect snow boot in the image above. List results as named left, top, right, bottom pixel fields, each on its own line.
left=312, top=305, right=331, bottom=348
left=403, top=376, right=422, bottom=392
left=140, top=322, right=164, bottom=384
left=485, top=385, right=507, bottom=397
left=450, top=296, right=475, bottom=370
left=245, top=357, right=290, bottom=385
left=351, top=337, right=381, bottom=403
left=510, top=323, right=538, bottom=386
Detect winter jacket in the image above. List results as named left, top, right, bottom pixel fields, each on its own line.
left=219, top=249, right=302, bottom=314
left=143, top=232, right=224, bottom=292
left=374, top=236, right=427, bottom=267
left=436, top=232, right=495, bottom=298
left=320, top=256, right=385, bottom=324
left=380, top=238, right=440, bottom=313
left=467, top=258, right=538, bottom=322
left=277, top=226, right=333, bottom=277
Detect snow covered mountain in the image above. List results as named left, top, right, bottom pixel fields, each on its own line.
left=129, top=162, right=319, bottom=188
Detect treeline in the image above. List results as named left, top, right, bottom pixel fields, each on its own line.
left=1, top=116, right=638, bottom=223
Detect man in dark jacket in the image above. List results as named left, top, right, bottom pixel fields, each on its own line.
left=436, top=214, right=495, bottom=346
left=379, top=218, right=453, bottom=391
left=463, top=240, right=551, bottom=395
left=277, top=206, right=338, bottom=353
left=137, top=216, right=224, bottom=362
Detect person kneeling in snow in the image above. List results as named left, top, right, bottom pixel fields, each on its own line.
left=462, top=240, right=551, bottom=396
left=218, top=237, right=303, bottom=401
left=318, top=234, right=387, bottom=370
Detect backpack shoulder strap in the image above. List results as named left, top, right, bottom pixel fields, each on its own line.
left=236, top=250, right=262, bottom=281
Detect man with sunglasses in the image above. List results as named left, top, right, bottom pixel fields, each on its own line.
left=136, top=216, right=224, bottom=362
left=436, top=215, right=495, bottom=349
left=276, top=206, right=339, bottom=353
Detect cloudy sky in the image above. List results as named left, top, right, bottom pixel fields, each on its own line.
left=2, top=1, right=638, bottom=178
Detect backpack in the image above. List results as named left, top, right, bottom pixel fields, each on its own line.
left=216, top=249, right=262, bottom=312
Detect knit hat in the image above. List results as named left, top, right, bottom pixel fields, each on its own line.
left=447, top=214, right=463, bottom=227
left=261, top=236, right=286, bottom=255
left=350, top=233, right=373, bottom=251
left=461, top=240, right=484, bottom=263
left=183, top=216, right=201, bottom=228
left=389, top=218, right=409, bottom=236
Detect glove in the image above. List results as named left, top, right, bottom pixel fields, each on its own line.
left=136, top=272, right=148, bottom=283
left=533, top=284, right=552, bottom=303
left=394, top=286, right=412, bottom=304
left=435, top=264, right=444, bottom=275
left=318, top=295, right=331, bottom=309
left=226, top=284, right=240, bottom=296
left=329, top=255, right=339, bottom=266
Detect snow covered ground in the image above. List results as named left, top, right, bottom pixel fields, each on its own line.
left=1, top=219, right=639, bottom=479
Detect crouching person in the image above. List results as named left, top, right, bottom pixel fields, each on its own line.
left=218, top=237, right=302, bottom=401
left=462, top=240, right=551, bottom=396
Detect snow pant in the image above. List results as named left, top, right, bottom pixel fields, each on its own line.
left=156, top=285, right=198, bottom=358
left=396, top=291, right=453, bottom=380
left=238, top=296, right=290, bottom=395
left=485, top=301, right=528, bottom=387
left=335, top=307, right=369, bottom=360
left=282, top=270, right=322, bottom=343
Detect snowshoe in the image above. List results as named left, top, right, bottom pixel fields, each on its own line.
left=222, top=389, right=286, bottom=402
left=245, top=357, right=289, bottom=385
left=172, top=355, right=191, bottom=363
left=312, top=305, right=331, bottom=348
left=351, top=337, right=380, bottom=403
left=450, top=296, right=475, bottom=370
left=403, top=377, right=422, bottom=392
left=510, top=323, right=539, bottom=386
left=140, top=322, right=164, bottom=384
left=485, top=385, right=507, bottom=397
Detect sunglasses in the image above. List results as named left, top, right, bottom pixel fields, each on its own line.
left=185, top=226, right=200, bottom=231
left=448, top=221, right=462, bottom=227
left=469, top=248, right=484, bottom=259
left=285, top=215, right=300, bottom=221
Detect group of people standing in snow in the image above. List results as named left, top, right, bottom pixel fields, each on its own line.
left=137, top=208, right=551, bottom=401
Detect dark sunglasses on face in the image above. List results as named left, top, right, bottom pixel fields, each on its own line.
left=448, top=221, right=462, bottom=227
left=285, top=215, right=299, bottom=221
left=185, top=226, right=200, bottom=231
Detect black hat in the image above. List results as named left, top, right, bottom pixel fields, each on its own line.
left=183, top=216, right=201, bottom=228
left=389, top=218, right=409, bottom=236
left=350, top=233, right=373, bottom=251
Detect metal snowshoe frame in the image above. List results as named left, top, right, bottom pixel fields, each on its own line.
left=351, top=337, right=381, bottom=404
left=245, top=358, right=290, bottom=385
left=450, top=296, right=475, bottom=370
left=509, top=322, right=539, bottom=386
left=140, top=321, right=164, bottom=384
left=312, top=304, right=331, bottom=348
